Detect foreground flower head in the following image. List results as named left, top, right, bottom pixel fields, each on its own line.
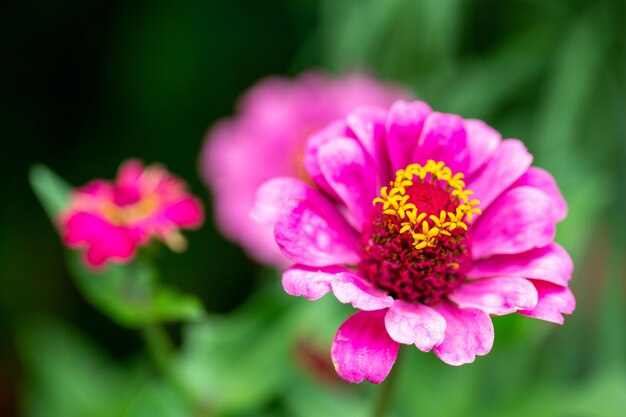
left=60, top=160, right=204, bottom=269
left=200, top=72, right=411, bottom=266
left=253, top=100, right=575, bottom=383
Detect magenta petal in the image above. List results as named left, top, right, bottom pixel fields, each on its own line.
left=384, top=300, right=446, bottom=351
left=251, top=177, right=310, bottom=226
left=251, top=177, right=337, bottom=227
left=346, top=106, right=391, bottom=180
left=412, top=112, right=469, bottom=174
left=332, top=310, right=399, bottom=384
left=274, top=199, right=360, bottom=267
left=513, top=167, right=567, bottom=222
left=518, top=280, right=575, bottom=324
left=117, top=159, right=144, bottom=185
left=464, top=119, right=501, bottom=174
left=318, top=138, right=377, bottom=228
left=472, top=186, right=556, bottom=258
left=385, top=100, right=432, bottom=172
left=345, top=106, right=387, bottom=158
left=449, top=277, right=538, bottom=316
left=331, top=273, right=394, bottom=311
left=468, top=243, right=573, bottom=287
left=304, top=120, right=353, bottom=198
left=163, top=196, right=204, bottom=227
left=282, top=264, right=348, bottom=300
left=432, top=304, right=494, bottom=366
left=78, top=179, right=113, bottom=197
left=468, top=140, right=532, bottom=211
left=282, top=265, right=393, bottom=309
left=64, top=212, right=137, bottom=268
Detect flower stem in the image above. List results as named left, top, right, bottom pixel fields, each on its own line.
left=372, top=348, right=403, bottom=417
left=140, top=325, right=204, bottom=413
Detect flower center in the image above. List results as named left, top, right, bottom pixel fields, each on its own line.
left=101, top=191, right=159, bottom=225
left=358, top=160, right=481, bottom=305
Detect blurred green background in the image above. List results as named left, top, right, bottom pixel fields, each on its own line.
left=2, top=0, right=625, bottom=416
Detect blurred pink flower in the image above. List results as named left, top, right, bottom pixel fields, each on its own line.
left=60, top=160, right=204, bottom=269
left=200, top=72, right=411, bottom=266
left=253, top=100, right=575, bottom=383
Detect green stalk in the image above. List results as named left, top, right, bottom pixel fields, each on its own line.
left=140, top=325, right=209, bottom=415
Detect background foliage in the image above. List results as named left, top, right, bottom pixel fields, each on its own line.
left=2, top=0, right=625, bottom=416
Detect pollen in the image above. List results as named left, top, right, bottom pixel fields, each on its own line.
left=373, top=160, right=481, bottom=250
left=359, top=160, right=480, bottom=304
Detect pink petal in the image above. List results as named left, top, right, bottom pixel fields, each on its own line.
left=116, top=159, right=144, bottom=186
left=282, top=264, right=348, bottom=300
left=518, top=280, right=575, bottom=324
left=468, top=243, right=573, bottom=287
left=63, top=212, right=137, bottom=268
left=449, top=277, right=538, bottom=316
left=251, top=177, right=330, bottom=226
left=318, top=138, right=377, bottom=228
left=412, top=112, right=470, bottom=174
left=385, top=100, right=432, bottom=172
left=304, top=120, right=353, bottom=198
left=274, top=199, right=360, bottom=267
left=432, top=303, right=494, bottom=366
left=202, top=121, right=292, bottom=267
left=384, top=300, right=446, bottom=351
left=346, top=106, right=392, bottom=180
left=468, top=140, right=532, bottom=211
left=331, top=310, right=399, bottom=384
left=331, top=273, right=394, bottom=311
left=282, top=265, right=394, bottom=309
left=464, top=119, right=501, bottom=174
left=512, top=167, right=567, bottom=222
left=163, top=196, right=204, bottom=228
left=471, top=186, right=556, bottom=258
left=77, top=180, right=113, bottom=198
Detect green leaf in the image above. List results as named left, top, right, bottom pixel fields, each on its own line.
left=177, top=296, right=295, bottom=415
left=18, top=317, right=195, bottom=417
left=486, top=370, right=626, bottom=417
left=176, top=285, right=350, bottom=415
left=66, top=256, right=205, bottom=327
left=532, top=3, right=610, bottom=167
left=28, top=164, right=205, bottom=327
left=120, top=380, right=190, bottom=417
left=17, top=317, right=143, bottom=417
left=283, top=377, right=370, bottom=417
left=29, top=164, right=72, bottom=220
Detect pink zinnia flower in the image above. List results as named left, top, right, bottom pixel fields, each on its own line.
left=253, top=100, right=575, bottom=383
left=60, top=160, right=204, bottom=269
left=200, top=72, right=411, bottom=266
